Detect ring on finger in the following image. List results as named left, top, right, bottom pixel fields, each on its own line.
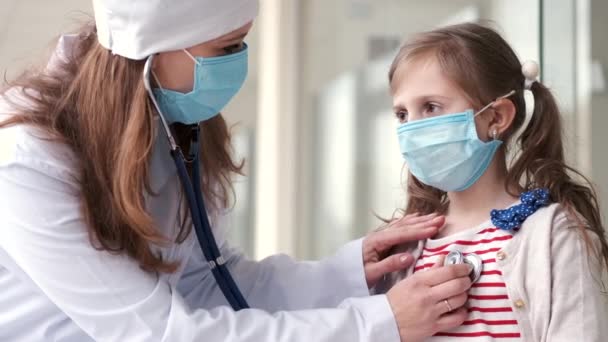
left=443, top=299, right=453, bottom=312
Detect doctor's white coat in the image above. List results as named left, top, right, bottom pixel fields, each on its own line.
left=0, top=36, right=400, bottom=342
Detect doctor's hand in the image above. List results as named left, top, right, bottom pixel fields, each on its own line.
left=363, top=213, right=445, bottom=288
left=386, top=259, right=472, bottom=342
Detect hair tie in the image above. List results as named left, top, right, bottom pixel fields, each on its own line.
left=522, top=60, right=540, bottom=90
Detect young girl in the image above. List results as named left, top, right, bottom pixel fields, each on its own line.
left=0, top=1, right=473, bottom=340
left=376, top=23, right=608, bottom=341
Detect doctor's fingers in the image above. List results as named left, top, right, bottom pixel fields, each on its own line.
left=388, top=213, right=444, bottom=230
left=370, top=225, right=438, bottom=252
left=391, top=215, right=446, bottom=240
left=430, top=255, right=447, bottom=269
left=366, top=252, right=415, bottom=279
left=433, top=292, right=468, bottom=317
left=418, top=263, right=472, bottom=287
left=435, top=307, right=469, bottom=332
left=374, top=214, right=445, bottom=250
left=373, top=215, right=446, bottom=251
left=388, top=212, right=434, bottom=226
left=429, top=276, right=471, bottom=304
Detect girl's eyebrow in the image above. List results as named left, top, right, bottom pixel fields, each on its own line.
left=417, top=94, right=453, bottom=102
left=392, top=104, right=406, bottom=112
left=392, top=94, right=453, bottom=111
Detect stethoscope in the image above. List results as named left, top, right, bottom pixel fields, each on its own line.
left=143, top=56, right=249, bottom=311
left=444, top=251, right=483, bottom=283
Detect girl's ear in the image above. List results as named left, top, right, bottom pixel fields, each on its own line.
left=488, top=98, right=516, bottom=139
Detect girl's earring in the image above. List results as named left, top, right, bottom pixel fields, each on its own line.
left=490, top=129, right=498, bottom=140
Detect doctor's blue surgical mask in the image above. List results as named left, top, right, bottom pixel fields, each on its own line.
left=397, top=90, right=515, bottom=192
left=152, top=43, right=249, bottom=125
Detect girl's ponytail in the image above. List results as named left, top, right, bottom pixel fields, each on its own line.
left=508, top=81, right=608, bottom=272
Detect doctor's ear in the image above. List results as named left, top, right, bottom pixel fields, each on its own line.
left=488, top=98, right=516, bottom=140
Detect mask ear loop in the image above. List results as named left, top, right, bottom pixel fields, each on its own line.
left=183, top=49, right=202, bottom=89
left=150, top=50, right=201, bottom=92
left=150, top=70, right=164, bottom=90
left=474, top=90, right=517, bottom=117
left=183, top=49, right=202, bottom=66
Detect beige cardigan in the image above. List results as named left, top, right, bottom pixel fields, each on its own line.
left=375, top=203, right=608, bottom=341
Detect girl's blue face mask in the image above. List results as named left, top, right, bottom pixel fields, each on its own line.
left=396, top=91, right=514, bottom=192
left=152, top=43, right=248, bottom=125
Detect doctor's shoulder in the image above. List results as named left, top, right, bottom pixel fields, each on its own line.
left=0, top=87, right=79, bottom=184
left=371, top=239, right=422, bottom=294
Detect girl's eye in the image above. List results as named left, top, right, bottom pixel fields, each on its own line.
left=424, top=102, right=441, bottom=114
left=395, top=110, right=408, bottom=123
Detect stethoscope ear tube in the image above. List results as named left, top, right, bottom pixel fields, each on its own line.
left=172, top=146, right=249, bottom=310
left=144, top=57, right=249, bottom=310
left=188, top=129, right=249, bottom=309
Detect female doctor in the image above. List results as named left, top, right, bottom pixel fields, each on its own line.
left=0, top=0, right=472, bottom=341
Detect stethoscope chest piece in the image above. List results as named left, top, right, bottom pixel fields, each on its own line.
left=444, top=250, right=483, bottom=283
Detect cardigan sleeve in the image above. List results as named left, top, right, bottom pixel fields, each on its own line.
left=545, top=211, right=608, bottom=341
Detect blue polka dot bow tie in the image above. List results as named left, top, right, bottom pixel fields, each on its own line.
left=490, top=188, right=551, bottom=231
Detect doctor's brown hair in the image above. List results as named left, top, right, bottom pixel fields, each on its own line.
left=388, top=23, right=608, bottom=272
left=0, top=24, right=243, bottom=273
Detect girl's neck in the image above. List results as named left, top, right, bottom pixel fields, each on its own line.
left=437, top=154, right=518, bottom=238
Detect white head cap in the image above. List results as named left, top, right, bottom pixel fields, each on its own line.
left=93, top=0, right=259, bottom=60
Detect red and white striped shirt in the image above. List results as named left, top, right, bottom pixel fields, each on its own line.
left=414, top=222, right=521, bottom=341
